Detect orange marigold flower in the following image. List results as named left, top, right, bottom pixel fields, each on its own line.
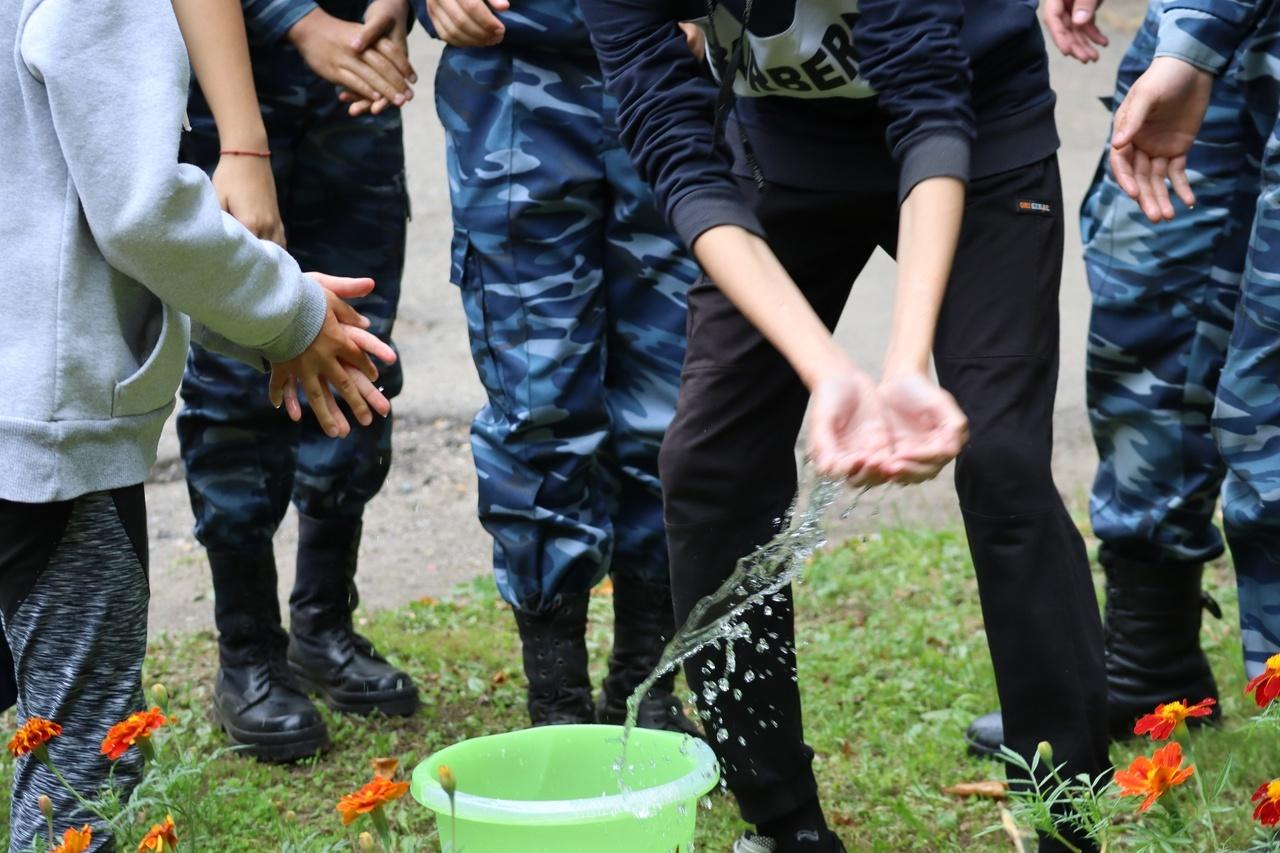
left=1246, top=653, right=1280, bottom=709
left=101, top=708, right=168, bottom=761
left=137, top=814, right=178, bottom=852
left=1132, top=697, right=1216, bottom=740
left=1253, top=779, right=1280, bottom=827
left=337, top=775, right=410, bottom=825
left=51, top=824, right=93, bottom=853
left=8, top=718, right=62, bottom=758
left=1115, top=741, right=1195, bottom=812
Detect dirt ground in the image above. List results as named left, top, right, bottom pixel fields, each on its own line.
left=144, top=3, right=1148, bottom=636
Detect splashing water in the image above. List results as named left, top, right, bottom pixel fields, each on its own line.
left=619, top=478, right=856, bottom=757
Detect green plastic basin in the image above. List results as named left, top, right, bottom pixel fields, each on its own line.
left=411, top=724, right=719, bottom=852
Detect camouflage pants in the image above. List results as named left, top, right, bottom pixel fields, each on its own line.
left=178, top=45, right=407, bottom=553
left=435, top=46, right=695, bottom=611
left=1082, top=2, right=1278, bottom=676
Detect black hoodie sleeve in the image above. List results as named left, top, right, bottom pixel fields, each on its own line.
left=854, top=0, right=975, bottom=204
left=580, top=0, right=765, bottom=248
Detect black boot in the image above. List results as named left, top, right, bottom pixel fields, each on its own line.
left=965, top=545, right=1220, bottom=757
left=1099, top=544, right=1220, bottom=737
left=512, top=594, right=595, bottom=726
left=287, top=514, right=419, bottom=717
left=210, top=550, right=329, bottom=762
left=596, top=575, right=702, bottom=736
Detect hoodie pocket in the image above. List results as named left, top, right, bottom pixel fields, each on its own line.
left=112, top=303, right=190, bottom=418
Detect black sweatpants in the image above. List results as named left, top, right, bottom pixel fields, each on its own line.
left=1, top=486, right=149, bottom=853
left=660, top=156, right=1108, bottom=839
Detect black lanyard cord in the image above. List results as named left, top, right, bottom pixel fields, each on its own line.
left=702, top=0, right=766, bottom=190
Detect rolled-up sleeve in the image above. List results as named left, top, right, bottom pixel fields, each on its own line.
left=1156, top=0, right=1262, bottom=74
left=854, top=0, right=974, bottom=204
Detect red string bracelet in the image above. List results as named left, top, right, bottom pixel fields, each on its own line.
left=220, top=148, right=272, bottom=158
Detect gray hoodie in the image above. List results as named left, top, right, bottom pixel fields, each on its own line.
left=2, top=0, right=327, bottom=502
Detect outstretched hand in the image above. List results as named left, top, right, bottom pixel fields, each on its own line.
left=269, top=274, right=398, bottom=438
left=1043, top=0, right=1109, bottom=63
left=1110, top=56, right=1213, bottom=222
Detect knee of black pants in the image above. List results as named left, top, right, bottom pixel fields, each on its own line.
left=954, top=423, right=1060, bottom=518
left=659, top=375, right=805, bottom=528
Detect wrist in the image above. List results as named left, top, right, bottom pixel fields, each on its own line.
left=803, top=345, right=863, bottom=390
left=216, top=129, right=270, bottom=153
left=881, top=354, right=930, bottom=383
left=286, top=7, right=329, bottom=48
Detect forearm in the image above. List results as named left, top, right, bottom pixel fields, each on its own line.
left=692, top=225, right=858, bottom=389
left=881, top=177, right=965, bottom=379
left=172, top=0, right=268, bottom=150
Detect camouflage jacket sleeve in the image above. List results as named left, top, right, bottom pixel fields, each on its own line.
left=241, top=0, right=320, bottom=44
left=1156, top=0, right=1262, bottom=74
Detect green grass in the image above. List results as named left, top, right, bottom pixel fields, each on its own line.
left=2, top=525, right=1278, bottom=851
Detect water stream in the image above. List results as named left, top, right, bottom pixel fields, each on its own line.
left=618, top=477, right=860, bottom=761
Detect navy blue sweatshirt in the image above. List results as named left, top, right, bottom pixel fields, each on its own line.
left=578, top=0, right=1060, bottom=248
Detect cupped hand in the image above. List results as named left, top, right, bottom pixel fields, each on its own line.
left=1110, top=55, right=1213, bottom=222
left=877, top=374, right=968, bottom=484
left=269, top=274, right=398, bottom=438
left=807, top=369, right=898, bottom=486
left=212, top=154, right=285, bottom=246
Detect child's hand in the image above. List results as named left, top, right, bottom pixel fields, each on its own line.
left=678, top=22, right=706, bottom=59
left=1110, top=55, right=1212, bottom=222
left=877, top=374, right=968, bottom=484
left=338, top=0, right=419, bottom=116
left=1042, top=0, right=1108, bottom=64
left=212, top=154, right=285, bottom=246
left=807, top=369, right=898, bottom=486
left=426, top=0, right=509, bottom=47
left=268, top=274, right=398, bottom=438
left=287, top=8, right=414, bottom=110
